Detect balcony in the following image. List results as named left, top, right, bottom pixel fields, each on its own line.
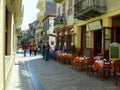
left=37, top=0, right=44, bottom=9
left=74, top=0, right=107, bottom=20
left=36, top=25, right=43, bottom=29
left=54, top=16, right=66, bottom=26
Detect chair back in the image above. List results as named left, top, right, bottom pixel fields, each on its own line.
left=87, top=57, right=95, bottom=65
left=115, top=60, right=120, bottom=73
left=103, top=61, right=111, bottom=69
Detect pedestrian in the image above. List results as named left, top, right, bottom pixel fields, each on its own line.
left=45, top=42, right=50, bottom=61
left=22, top=43, right=27, bottom=57
left=33, top=44, right=37, bottom=56
left=42, top=43, right=45, bottom=59
left=29, top=45, right=33, bottom=56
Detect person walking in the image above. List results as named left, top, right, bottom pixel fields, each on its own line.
left=45, top=42, right=50, bottom=61
left=22, top=43, right=27, bottom=57
left=42, top=43, right=45, bottom=59
left=33, top=44, right=37, bottom=56
left=29, top=45, right=33, bottom=56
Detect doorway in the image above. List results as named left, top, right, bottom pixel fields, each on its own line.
left=94, top=30, right=102, bottom=56
left=115, top=27, right=120, bottom=43
left=81, top=25, right=86, bottom=54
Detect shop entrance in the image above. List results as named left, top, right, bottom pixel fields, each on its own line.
left=102, top=27, right=120, bottom=61
left=81, top=25, right=86, bottom=54
left=94, top=30, right=102, bottom=56
left=112, top=15, right=120, bottom=43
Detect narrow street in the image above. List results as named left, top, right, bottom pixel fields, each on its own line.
left=6, top=51, right=119, bottom=90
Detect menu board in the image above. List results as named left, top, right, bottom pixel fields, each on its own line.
left=110, top=47, right=119, bottom=60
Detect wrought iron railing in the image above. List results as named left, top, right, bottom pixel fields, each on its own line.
left=74, top=0, right=107, bottom=20
left=54, top=16, right=66, bottom=26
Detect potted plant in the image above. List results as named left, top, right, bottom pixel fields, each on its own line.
left=70, top=45, right=76, bottom=53
left=77, top=50, right=82, bottom=57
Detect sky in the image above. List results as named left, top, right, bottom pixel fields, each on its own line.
left=21, top=0, right=39, bottom=30
left=21, top=0, right=55, bottom=30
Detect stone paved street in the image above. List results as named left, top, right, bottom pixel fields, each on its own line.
left=7, top=53, right=120, bottom=90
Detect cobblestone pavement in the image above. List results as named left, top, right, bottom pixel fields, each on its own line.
left=7, top=53, right=120, bottom=90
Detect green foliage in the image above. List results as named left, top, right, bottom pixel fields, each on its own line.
left=70, top=45, right=76, bottom=53
left=16, top=27, right=21, bottom=36
left=77, top=50, right=82, bottom=56
left=54, top=0, right=63, bottom=3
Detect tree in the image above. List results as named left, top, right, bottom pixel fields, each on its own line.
left=54, top=0, right=63, bottom=3
left=16, top=27, right=21, bottom=37
left=70, top=45, right=76, bottom=53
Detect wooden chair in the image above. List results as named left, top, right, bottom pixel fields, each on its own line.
left=56, top=53, right=60, bottom=62
left=66, top=54, right=72, bottom=64
left=86, top=57, right=96, bottom=76
left=70, top=54, right=77, bottom=64
left=59, top=54, right=64, bottom=63
left=63, top=55, right=69, bottom=64
left=72, top=57, right=79, bottom=69
left=115, top=60, right=120, bottom=86
left=97, top=60, right=111, bottom=78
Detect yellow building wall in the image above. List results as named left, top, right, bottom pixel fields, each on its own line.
left=74, top=7, right=120, bottom=49
left=5, top=13, right=16, bottom=88
left=0, top=0, right=6, bottom=90
left=0, top=0, right=18, bottom=89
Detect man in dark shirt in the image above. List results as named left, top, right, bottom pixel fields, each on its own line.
left=42, top=43, right=45, bottom=59
left=22, top=43, right=27, bottom=57
left=45, top=42, right=50, bottom=61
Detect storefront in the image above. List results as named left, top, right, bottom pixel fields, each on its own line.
left=88, top=20, right=103, bottom=56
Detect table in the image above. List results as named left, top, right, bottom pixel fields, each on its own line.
left=93, top=60, right=114, bottom=72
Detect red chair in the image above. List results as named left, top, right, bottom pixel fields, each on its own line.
left=115, top=60, right=120, bottom=86
left=86, top=57, right=96, bottom=76
left=97, top=60, right=111, bottom=78
left=63, top=55, right=69, bottom=64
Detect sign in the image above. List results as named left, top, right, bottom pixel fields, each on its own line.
left=110, top=47, right=119, bottom=58
left=88, top=20, right=102, bottom=31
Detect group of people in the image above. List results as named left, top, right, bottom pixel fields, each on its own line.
left=22, top=42, right=50, bottom=61
left=22, top=43, right=37, bottom=57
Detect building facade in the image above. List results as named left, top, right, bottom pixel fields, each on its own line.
left=54, top=0, right=75, bottom=52
left=0, top=0, right=23, bottom=89
left=37, top=0, right=56, bottom=46
left=74, top=0, right=120, bottom=59
left=43, top=15, right=56, bottom=49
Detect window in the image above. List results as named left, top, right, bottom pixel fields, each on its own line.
left=51, top=41, right=54, bottom=45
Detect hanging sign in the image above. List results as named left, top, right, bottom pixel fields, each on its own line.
left=88, top=20, right=102, bottom=31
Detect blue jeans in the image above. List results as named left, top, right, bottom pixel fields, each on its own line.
left=43, top=50, right=45, bottom=59
left=46, top=50, right=49, bottom=60
left=24, top=49, right=27, bottom=56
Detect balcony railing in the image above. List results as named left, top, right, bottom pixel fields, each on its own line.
left=36, top=25, right=43, bottom=29
left=54, top=16, right=66, bottom=26
left=74, top=0, right=107, bottom=20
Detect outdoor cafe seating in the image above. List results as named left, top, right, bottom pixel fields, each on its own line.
left=72, top=56, right=88, bottom=71
left=91, top=54, right=114, bottom=78
left=56, top=52, right=72, bottom=64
